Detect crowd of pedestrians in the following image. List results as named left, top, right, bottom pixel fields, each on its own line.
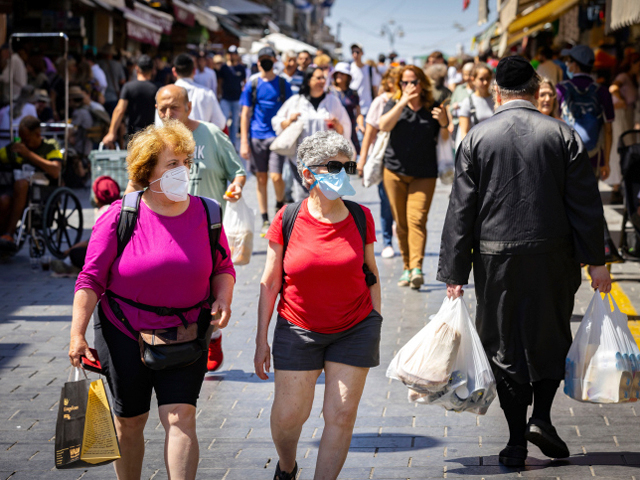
left=1, top=35, right=639, bottom=480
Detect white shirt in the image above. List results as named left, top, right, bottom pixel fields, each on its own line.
left=349, top=63, right=380, bottom=115
left=0, top=102, right=37, bottom=148
left=193, top=66, right=218, bottom=95
left=1, top=53, right=28, bottom=100
left=272, top=93, right=352, bottom=154
left=91, top=63, right=108, bottom=94
left=155, top=77, right=226, bottom=130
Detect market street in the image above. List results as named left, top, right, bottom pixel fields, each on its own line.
left=1, top=178, right=640, bottom=480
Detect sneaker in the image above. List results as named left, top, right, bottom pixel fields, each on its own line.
left=273, top=461, right=298, bottom=480
left=260, top=220, right=271, bottom=237
left=410, top=268, right=423, bottom=290
left=498, top=444, right=527, bottom=467
left=398, top=269, right=411, bottom=287
left=381, top=246, right=394, bottom=258
left=207, top=334, right=224, bottom=372
left=524, top=418, right=569, bottom=459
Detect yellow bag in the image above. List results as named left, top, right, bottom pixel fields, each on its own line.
left=55, top=371, right=121, bottom=469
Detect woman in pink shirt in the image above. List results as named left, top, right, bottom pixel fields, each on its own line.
left=68, top=120, right=235, bottom=480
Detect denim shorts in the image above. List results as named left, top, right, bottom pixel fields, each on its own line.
left=272, top=309, right=383, bottom=371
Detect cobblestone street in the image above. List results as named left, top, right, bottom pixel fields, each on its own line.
left=2, top=177, right=640, bottom=479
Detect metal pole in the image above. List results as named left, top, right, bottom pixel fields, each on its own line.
left=8, top=41, right=12, bottom=142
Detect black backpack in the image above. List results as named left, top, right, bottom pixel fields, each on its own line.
left=280, top=200, right=377, bottom=290
left=106, top=191, right=227, bottom=332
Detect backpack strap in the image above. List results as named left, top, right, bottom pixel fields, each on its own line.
left=344, top=200, right=377, bottom=287
left=468, top=95, right=478, bottom=126
left=199, top=196, right=227, bottom=302
left=250, top=76, right=259, bottom=108
left=278, top=76, right=286, bottom=104
left=280, top=201, right=304, bottom=293
left=368, top=65, right=375, bottom=100
left=117, top=191, right=143, bottom=258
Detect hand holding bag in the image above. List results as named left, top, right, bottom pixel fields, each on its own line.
left=223, top=197, right=255, bottom=266
left=270, top=96, right=304, bottom=157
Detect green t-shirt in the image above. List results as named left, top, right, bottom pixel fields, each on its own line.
left=188, top=122, right=246, bottom=216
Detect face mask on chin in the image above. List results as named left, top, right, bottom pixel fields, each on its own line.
left=149, top=165, right=189, bottom=202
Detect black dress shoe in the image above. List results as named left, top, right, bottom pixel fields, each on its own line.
left=498, top=444, right=528, bottom=467
left=525, top=418, right=570, bottom=459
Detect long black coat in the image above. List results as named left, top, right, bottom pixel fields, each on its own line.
left=436, top=100, right=605, bottom=384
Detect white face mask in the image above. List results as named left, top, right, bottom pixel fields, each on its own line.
left=149, top=165, right=189, bottom=202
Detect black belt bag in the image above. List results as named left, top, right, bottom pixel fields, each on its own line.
left=106, top=291, right=216, bottom=371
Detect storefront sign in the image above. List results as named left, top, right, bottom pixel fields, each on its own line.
left=125, top=12, right=163, bottom=46
left=173, top=0, right=195, bottom=27
left=132, top=2, right=173, bottom=35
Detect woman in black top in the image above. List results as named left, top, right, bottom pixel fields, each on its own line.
left=379, top=65, right=449, bottom=289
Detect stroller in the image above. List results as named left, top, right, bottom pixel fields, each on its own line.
left=617, top=129, right=640, bottom=260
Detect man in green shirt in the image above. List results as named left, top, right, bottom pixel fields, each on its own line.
left=125, top=84, right=246, bottom=372
left=0, top=116, right=62, bottom=250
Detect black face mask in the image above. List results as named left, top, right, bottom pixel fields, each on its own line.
left=259, top=59, right=274, bottom=72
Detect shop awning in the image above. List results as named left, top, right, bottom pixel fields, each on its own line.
left=131, top=2, right=174, bottom=35
left=95, top=0, right=125, bottom=10
left=124, top=10, right=163, bottom=46
left=204, top=0, right=271, bottom=16
left=252, top=33, right=317, bottom=55
left=507, top=21, right=550, bottom=47
left=507, top=0, right=579, bottom=34
left=172, top=0, right=197, bottom=27
left=193, top=5, right=220, bottom=31
left=606, top=0, right=640, bottom=34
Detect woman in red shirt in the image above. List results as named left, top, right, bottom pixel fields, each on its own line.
left=254, top=130, right=381, bottom=480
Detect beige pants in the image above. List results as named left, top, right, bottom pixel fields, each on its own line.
left=383, top=168, right=436, bottom=271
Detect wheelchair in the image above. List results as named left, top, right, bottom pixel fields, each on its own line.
left=3, top=165, right=84, bottom=260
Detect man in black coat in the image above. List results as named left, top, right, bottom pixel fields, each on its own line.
left=436, top=56, right=612, bottom=467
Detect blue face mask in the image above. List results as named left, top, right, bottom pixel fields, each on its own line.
left=302, top=161, right=356, bottom=200
left=566, top=69, right=574, bottom=80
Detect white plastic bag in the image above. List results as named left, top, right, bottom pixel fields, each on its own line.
left=436, top=130, right=454, bottom=185
left=565, top=291, right=633, bottom=404
left=363, top=131, right=389, bottom=188
left=222, top=198, right=255, bottom=266
left=387, top=297, right=497, bottom=415
left=607, top=295, right=640, bottom=401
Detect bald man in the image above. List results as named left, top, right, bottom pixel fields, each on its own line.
left=125, top=84, right=246, bottom=372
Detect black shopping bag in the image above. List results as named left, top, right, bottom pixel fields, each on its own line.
left=54, top=374, right=121, bottom=469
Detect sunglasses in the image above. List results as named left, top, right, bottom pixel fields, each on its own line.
left=400, top=80, right=419, bottom=87
left=309, top=161, right=358, bottom=175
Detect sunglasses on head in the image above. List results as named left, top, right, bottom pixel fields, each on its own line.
left=400, top=80, right=419, bottom=87
left=309, top=161, right=358, bottom=175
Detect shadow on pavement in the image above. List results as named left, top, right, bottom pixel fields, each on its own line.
left=333, top=433, right=441, bottom=451
left=205, top=369, right=326, bottom=385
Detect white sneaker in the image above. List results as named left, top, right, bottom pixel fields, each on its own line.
left=381, top=246, right=394, bottom=258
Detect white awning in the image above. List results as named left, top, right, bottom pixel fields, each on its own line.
left=252, top=33, right=317, bottom=55
left=132, top=2, right=174, bottom=35
left=205, top=0, right=271, bottom=16
left=193, top=6, right=220, bottom=31
left=124, top=10, right=163, bottom=46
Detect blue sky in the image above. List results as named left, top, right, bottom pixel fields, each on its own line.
left=324, top=0, right=499, bottom=62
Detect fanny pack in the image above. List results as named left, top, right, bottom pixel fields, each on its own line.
left=106, top=291, right=216, bottom=371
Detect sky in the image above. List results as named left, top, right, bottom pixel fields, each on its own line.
left=323, top=0, right=499, bottom=62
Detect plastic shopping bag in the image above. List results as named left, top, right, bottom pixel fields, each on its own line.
left=387, top=297, right=496, bottom=414
left=564, top=291, right=633, bottom=404
left=223, top=198, right=255, bottom=266
left=607, top=295, right=640, bottom=400
left=55, top=369, right=120, bottom=469
left=363, top=131, right=389, bottom=188
left=436, top=130, right=455, bottom=185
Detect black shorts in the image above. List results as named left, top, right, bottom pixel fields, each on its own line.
left=272, top=309, right=383, bottom=371
left=94, top=305, right=208, bottom=418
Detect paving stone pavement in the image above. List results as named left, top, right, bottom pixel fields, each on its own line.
left=1, top=176, right=640, bottom=480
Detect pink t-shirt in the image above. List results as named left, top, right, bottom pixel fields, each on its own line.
left=76, top=195, right=235, bottom=340
left=365, top=92, right=392, bottom=130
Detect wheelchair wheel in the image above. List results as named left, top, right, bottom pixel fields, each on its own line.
left=44, top=187, right=84, bottom=259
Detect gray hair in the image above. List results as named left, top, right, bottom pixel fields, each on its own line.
left=297, top=130, right=353, bottom=189
left=282, top=50, right=297, bottom=62
left=494, top=73, right=542, bottom=102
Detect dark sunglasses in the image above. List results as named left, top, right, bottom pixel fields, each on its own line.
left=400, top=80, right=419, bottom=87
left=310, top=161, right=358, bottom=175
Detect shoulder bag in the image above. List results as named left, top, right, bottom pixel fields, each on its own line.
left=270, top=95, right=304, bottom=157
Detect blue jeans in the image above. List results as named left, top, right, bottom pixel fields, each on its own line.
left=378, top=182, right=393, bottom=248
left=220, top=99, right=241, bottom=150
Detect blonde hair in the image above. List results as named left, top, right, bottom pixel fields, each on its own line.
left=392, top=65, right=434, bottom=107
left=126, top=119, right=195, bottom=187
left=381, top=67, right=399, bottom=94
left=538, top=77, right=559, bottom=118
left=314, top=54, right=331, bottom=67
